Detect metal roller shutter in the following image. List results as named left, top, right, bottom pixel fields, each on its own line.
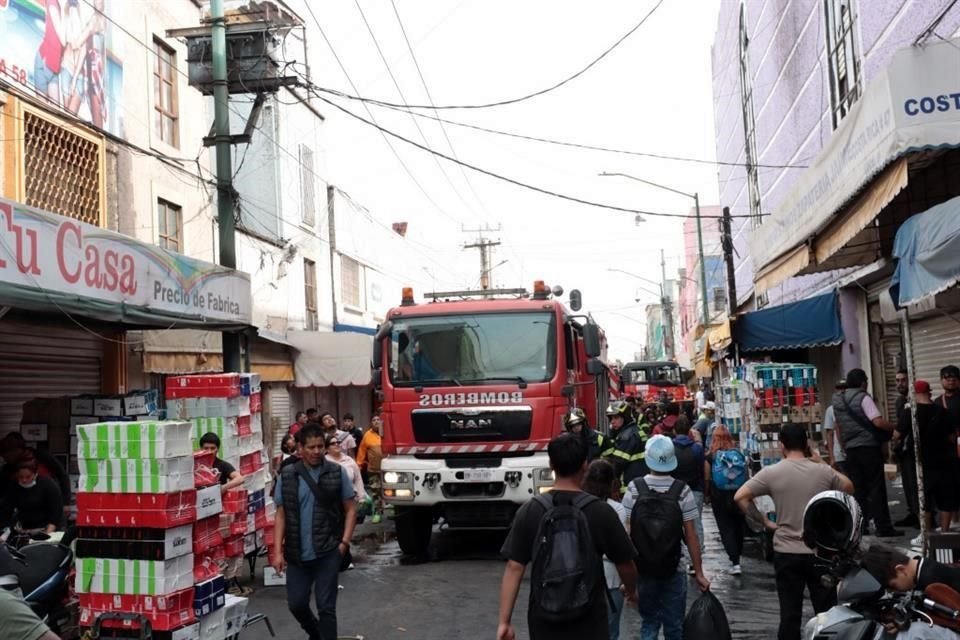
left=909, top=314, right=960, bottom=397
left=0, top=317, right=104, bottom=435
left=266, top=384, right=291, bottom=455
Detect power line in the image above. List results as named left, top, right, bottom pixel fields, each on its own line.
left=316, top=0, right=665, bottom=110
left=352, top=0, right=474, bottom=220
left=389, top=0, right=492, bottom=217
left=301, top=2, right=459, bottom=226
left=313, top=92, right=765, bottom=221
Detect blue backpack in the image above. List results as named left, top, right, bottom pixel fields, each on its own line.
left=711, top=449, right=748, bottom=490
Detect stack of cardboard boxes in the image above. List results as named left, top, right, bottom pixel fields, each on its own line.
left=75, top=419, right=201, bottom=639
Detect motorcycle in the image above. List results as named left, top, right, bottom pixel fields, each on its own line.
left=0, top=526, right=78, bottom=638
left=801, top=491, right=960, bottom=640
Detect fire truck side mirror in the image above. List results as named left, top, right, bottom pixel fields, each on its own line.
left=583, top=322, right=601, bottom=358
left=569, top=289, right=583, bottom=312
left=586, top=358, right=605, bottom=376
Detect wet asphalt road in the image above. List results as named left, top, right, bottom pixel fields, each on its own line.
left=245, top=483, right=916, bottom=639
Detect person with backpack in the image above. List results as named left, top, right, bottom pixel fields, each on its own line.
left=622, top=435, right=710, bottom=640
left=704, top=424, right=748, bottom=575
left=734, top=423, right=854, bottom=640
left=582, top=459, right=630, bottom=640
left=671, top=416, right=705, bottom=573
left=497, top=433, right=638, bottom=640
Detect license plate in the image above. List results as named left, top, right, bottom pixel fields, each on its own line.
left=463, top=469, right=495, bottom=482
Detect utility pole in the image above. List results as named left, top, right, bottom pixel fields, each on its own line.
left=211, top=0, right=241, bottom=373
left=660, top=249, right=676, bottom=361
left=463, top=225, right=501, bottom=291
left=721, top=206, right=738, bottom=318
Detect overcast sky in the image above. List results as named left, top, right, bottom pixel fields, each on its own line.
left=287, top=0, right=722, bottom=362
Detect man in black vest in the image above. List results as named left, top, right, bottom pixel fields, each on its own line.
left=833, top=368, right=901, bottom=537
left=272, top=423, right=357, bottom=640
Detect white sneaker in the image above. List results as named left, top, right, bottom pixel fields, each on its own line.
left=730, top=564, right=742, bottom=576
left=911, top=533, right=924, bottom=548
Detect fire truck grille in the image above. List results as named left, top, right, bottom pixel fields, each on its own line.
left=411, top=407, right=532, bottom=443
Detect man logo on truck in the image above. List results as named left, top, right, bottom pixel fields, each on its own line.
left=450, top=418, right=492, bottom=430
left=419, top=391, right=524, bottom=407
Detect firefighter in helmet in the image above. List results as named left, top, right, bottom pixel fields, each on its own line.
left=607, top=400, right=650, bottom=487
left=562, top=408, right=613, bottom=462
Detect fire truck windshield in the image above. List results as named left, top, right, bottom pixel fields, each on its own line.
left=390, top=312, right=556, bottom=387
left=626, top=364, right=683, bottom=386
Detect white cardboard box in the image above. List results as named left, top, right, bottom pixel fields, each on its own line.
left=169, top=623, right=200, bottom=640
left=71, top=397, right=94, bottom=416
left=78, top=456, right=194, bottom=494
left=93, top=397, right=123, bottom=417
left=222, top=594, right=248, bottom=637
left=20, top=423, right=47, bottom=441
left=196, top=485, right=224, bottom=520
left=75, top=553, right=194, bottom=596
left=263, top=566, right=286, bottom=587
left=76, top=421, right=193, bottom=459
left=199, top=607, right=226, bottom=640
left=69, top=416, right=98, bottom=436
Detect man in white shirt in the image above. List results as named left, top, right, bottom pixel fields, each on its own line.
left=822, top=382, right=847, bottom=474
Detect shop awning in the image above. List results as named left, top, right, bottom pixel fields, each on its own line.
left=733, top=292, right=844, bottom=352
left=0, top=198, right=251, bottom=329
left=249, top=335, right=295, bottom=382
left=890, top=194, right=960, bottom=307
left=751, top=38, right=960, bottom=293
left=140, top=330, right=224, bottom=374
left=285, top=330, right=373, bottom=387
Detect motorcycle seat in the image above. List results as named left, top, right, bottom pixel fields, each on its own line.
left=16, top=543, right=71, bottom=597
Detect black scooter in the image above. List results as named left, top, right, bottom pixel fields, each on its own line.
left=0, top=526, right=77, bottom=637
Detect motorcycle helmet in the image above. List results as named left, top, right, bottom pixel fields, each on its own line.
left=563, top=408, right=587, bottom=430
left=802, top=490, right=863, bottom=557
left=606, top=400, right=630, bottom=419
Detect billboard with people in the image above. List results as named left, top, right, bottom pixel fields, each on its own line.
left=0, top=0, right=123, bottom=135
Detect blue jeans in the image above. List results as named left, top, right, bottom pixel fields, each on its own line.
left=607, top=587, right=624, bottom=640
left=285, top=549, right=342, bottom=640
left=636, top=571, right=687, bottom=640
left=682, top=490, right=705, bottom=567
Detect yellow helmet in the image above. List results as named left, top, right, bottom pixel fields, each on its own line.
left=606, top=400, right=630, bottom=418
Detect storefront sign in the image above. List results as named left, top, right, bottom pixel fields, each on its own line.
left=0, top=198, right=251, bottom=325
left=0, top=0, right=124, bottom=135
left=751, top=37, right=960, bottom=278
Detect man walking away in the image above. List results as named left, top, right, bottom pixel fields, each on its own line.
left=735, top=423, right=853, bottom=640
left=892, top=369, right=920, bottom=528
left=671, top=417, right=705, bottom=568
left=623, top=435, right=710, bottom=640
left=909, top=380, right=958, bottom=547
left=497, top=433, right=638, bottom=640
left=833, top=368, right=901, bottom=537
left=823, top=382, right=847, bottom=475
left=272, top=423, right=357, bottom=640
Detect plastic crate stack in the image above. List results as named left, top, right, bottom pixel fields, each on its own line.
left=74, top=419, right=200, bottom=639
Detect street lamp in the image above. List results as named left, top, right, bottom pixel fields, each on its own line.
left=599, top=171, right=710, bottom=330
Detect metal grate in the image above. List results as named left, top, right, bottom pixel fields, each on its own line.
left=23, top=111, right=102, bottom=225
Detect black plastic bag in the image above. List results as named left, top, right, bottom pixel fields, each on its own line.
left=683, top=591, right=732, bottom=640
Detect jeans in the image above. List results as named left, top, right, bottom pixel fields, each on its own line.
left=845, top=446, right=893, bottom=531
left=607, top=587, right=624, bottom=640
left=773, top=552, right=836, bottom=640
left=285, top=549, right=343, bottom=640
left=711, top=489, right=745, bottom=565
left=636, top=571, right=687, bottom=640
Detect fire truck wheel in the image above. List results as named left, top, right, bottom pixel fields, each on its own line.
left=395, top=507, right=433, bottom=557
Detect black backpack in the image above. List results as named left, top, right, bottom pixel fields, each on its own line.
left=629, top=478, right=685, bottom=579
left=529, top=492, right=603, bottom=622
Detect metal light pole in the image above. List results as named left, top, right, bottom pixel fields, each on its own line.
left=599, top=172, right=711, bottom=329
left=211, top=0, right=241, bottom=372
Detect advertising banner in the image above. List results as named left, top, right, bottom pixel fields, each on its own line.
left=0, top=198, right=252, bottom=327
left=0, top=0, right=124, bottom=135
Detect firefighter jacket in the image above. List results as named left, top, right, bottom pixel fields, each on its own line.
left=582, top=427, right=614, bottom=462
left=609, top=419, right=651, bottom=486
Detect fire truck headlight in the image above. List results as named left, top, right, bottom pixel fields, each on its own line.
left=536, top=469, right=555, bottom=482
left=384, top=471, right=411, bottom=485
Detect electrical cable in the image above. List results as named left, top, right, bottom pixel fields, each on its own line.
left=316, top=0, right=665, bottom=110
left=314, top=92, right=765, bottom=220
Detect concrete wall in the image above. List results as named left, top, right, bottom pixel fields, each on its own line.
left=711, top=0, right=960, bottom=308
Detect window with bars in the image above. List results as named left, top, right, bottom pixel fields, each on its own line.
left=23, top=111, right=102, bottom=225
left=154, top=38, right=179, bottom=147
left=738, top=4, right=763, bottom=229
left=340, top=255, right=361, bottom=309
left=304, top=259, right=318, bottom=331
left=299, top=144, right=316, bottom=226
left=825, top=0, right=861, bottom=128
left=157, top=199, right=182, bottom=252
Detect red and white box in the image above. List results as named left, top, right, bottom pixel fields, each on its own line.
left=77, top=491, right=197, bottom=528
left=79, top=588, right=196, bottom=631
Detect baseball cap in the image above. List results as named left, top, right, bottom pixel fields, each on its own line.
left=703, top=401, right=717, bottom=411
left=915, top=380, right=931, bottom=394
left=645, top=435, right=677, bottom=473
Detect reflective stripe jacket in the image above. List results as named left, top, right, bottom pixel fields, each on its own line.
left=608, top=420, right=651, bottom=486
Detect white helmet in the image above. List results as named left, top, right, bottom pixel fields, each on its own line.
left=802, top=490, right=863, bottom=557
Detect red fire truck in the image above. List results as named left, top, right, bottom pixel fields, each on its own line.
left=372, top=282, right=612, bottom=555
left=620, top=360, right=694, bottom=407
